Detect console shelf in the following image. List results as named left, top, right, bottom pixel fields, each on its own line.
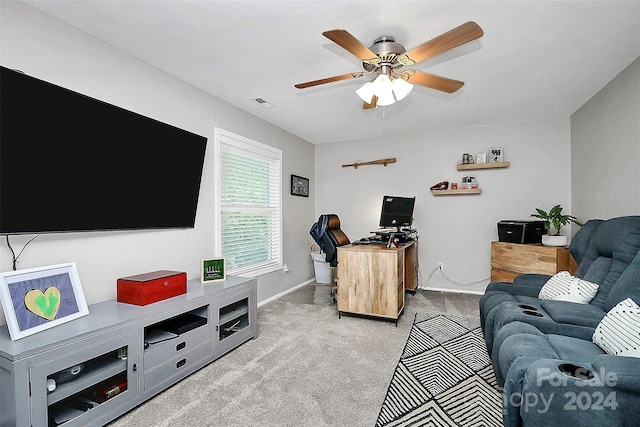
left=219, top=305, right=248, bottom=325
left=0, top=275, right=257, bottom=427
left=47, top=355, right=127, bottom=405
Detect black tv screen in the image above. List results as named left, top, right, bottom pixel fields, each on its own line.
left=379, top=195, right=416, bottom=230
left=0, top=66, right=208, bottom=235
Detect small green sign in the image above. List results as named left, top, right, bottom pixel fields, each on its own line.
left=201, top=258, right=226, bottom=283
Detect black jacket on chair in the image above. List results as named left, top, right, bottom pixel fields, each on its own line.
left=320, top=214, right=350, bottom=267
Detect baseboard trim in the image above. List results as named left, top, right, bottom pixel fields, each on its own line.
left=258, top=278, right=316, bottom=307
left=418, top=286, right=485, bottom=296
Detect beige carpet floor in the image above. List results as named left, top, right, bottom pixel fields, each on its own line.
left=108, top=285, right=482, bottom=427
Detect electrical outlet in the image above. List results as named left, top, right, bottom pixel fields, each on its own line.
left=437, top=262, right=444, bottom=271
left=283, top=264, right=290, bottom=273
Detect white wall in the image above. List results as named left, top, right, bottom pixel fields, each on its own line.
left=315, top=118, right=572, bottom=293
left=0, top=2, right=316, bottom=326
left=571, top=57, right=640, bottom=221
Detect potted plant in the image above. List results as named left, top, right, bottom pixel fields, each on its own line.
left=531, top=204, right=583, bottom=246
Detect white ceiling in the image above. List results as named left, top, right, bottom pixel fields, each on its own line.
left=23, top=1, right=640, bottom=145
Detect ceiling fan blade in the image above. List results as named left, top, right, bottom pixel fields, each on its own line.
left=363, top=95, right=378, bottom=109
left=323, top=30, right=380, bottom=65
left=403, top=71, right=464, bottom=93
left=397, top=21, right=484, bottom=66
left=295, top=72, right=364, bottom=89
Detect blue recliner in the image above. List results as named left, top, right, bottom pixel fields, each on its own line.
left=480, top=216, right=640, bottom=354
left=494, top=321, right=640, bottom=427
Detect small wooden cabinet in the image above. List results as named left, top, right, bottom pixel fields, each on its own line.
left=491, top=241, right=577, bottom=282
left=337, top=240, right=418, bottom=322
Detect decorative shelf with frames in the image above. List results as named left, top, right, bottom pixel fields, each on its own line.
left=456, top=161, right=510, bottom=171
left=431, top=188, right=482, bottom=196
left=430, top=160, right=510, bottom=196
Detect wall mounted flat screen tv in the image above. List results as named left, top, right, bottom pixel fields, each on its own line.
left=379, top=195, right=416, bottom=231
left=0, top=66, right=208, bottom=235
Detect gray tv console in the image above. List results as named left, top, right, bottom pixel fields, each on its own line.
left=0, top=275, right=257, bottom=427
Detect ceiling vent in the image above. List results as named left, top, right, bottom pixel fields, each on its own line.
left=251, top=97, right=275, bottom=108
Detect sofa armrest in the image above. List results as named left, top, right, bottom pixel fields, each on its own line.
left=591, top=354, right=640, bottom=394
left=540, top=300, right=606, bottom=328
left=484, top=281, right=543, bottom=297
left=513, top=273, right=552, bottom=287
left=511, top=358, right=638, bottom=427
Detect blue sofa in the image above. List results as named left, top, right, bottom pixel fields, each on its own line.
left=480, top=216, right=640, bottom=354
left=494, top=321, right=640, bottom=427
left=479, top=216, right=640, bottom=426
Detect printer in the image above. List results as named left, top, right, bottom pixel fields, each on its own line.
left=497, top=220, right=546, bottom=244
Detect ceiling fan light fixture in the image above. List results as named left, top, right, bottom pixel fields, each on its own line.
left=356, top=81, right=375, bottom=103
left=370, top=73, right=395, bottom=106
left=372, top=74, right=393, bottom=95
left=375, top=90, right=396, bottom=106
left=392, top=78, right=413, bottom=101
left=298, top=23, right=485, bottom=110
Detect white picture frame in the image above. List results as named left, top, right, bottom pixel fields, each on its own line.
left=489, top=146, right=504, bottom=163
left=0, top=262, right=89, bottom=341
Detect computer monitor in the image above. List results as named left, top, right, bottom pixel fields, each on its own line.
left=379, top=195, right=416, bottom=232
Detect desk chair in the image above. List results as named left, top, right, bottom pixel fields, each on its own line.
left=320, top=214, right=350, bottom=302
left=321, top=214, right=350, bottom=267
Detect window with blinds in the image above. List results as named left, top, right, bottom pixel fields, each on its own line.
left=214, top=128, right=282, bottom=277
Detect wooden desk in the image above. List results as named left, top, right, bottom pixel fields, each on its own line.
left=337, top=240, right=418, bottom=321
left=491, top=241, right=577, bottom=282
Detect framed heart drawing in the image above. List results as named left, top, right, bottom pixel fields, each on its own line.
left=0, top=262, right=89, bottom=341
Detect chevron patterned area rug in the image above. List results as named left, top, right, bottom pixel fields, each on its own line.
left=375, top=312, right=502, bottom=427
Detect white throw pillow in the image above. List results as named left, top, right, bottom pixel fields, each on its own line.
left=538, top=271, right=599, bottom=304
left=592, top=298, right=640, bottom=357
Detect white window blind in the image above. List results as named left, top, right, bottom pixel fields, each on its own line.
left=214, top=128, right=282, bottom=277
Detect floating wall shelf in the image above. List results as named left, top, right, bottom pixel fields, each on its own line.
left=457, top=161, right=510, bottom=171
left=431, top=189, right=482, bottom=195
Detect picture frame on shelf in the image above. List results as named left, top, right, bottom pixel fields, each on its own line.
left=476, top=152, right=487, bottom=164
left=0, top=262, right=89, bottom=341
left=489, top=146, right=503, bottom=163
left=290, top=174, right=309, bottom=197
left=201, top=258, right=226, bottom=283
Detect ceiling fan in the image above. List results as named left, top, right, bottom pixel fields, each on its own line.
left=295, top=21, right=484, bottom=109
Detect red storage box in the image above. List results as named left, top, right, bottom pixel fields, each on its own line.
left=117, top=270, right=187, bottom=305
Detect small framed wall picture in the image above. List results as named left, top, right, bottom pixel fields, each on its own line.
left=0, top=262, right=89, bottom=341
left=201, top=258, right=226, bottom=283
left=489, top=146, right=504, bottom=163
left=291, top=174, right=309, bottom=197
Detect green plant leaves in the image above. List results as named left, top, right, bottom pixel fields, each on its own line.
left=530, top=204, right=583, bottom=235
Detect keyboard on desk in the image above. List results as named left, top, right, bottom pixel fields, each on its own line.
left=353, top=237, right=388, bottom=246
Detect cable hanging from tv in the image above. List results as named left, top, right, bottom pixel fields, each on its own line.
left=5, top=235, right=40, bottom=270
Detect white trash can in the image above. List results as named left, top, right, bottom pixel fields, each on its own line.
left=311, top=251, right=332, bottom=284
